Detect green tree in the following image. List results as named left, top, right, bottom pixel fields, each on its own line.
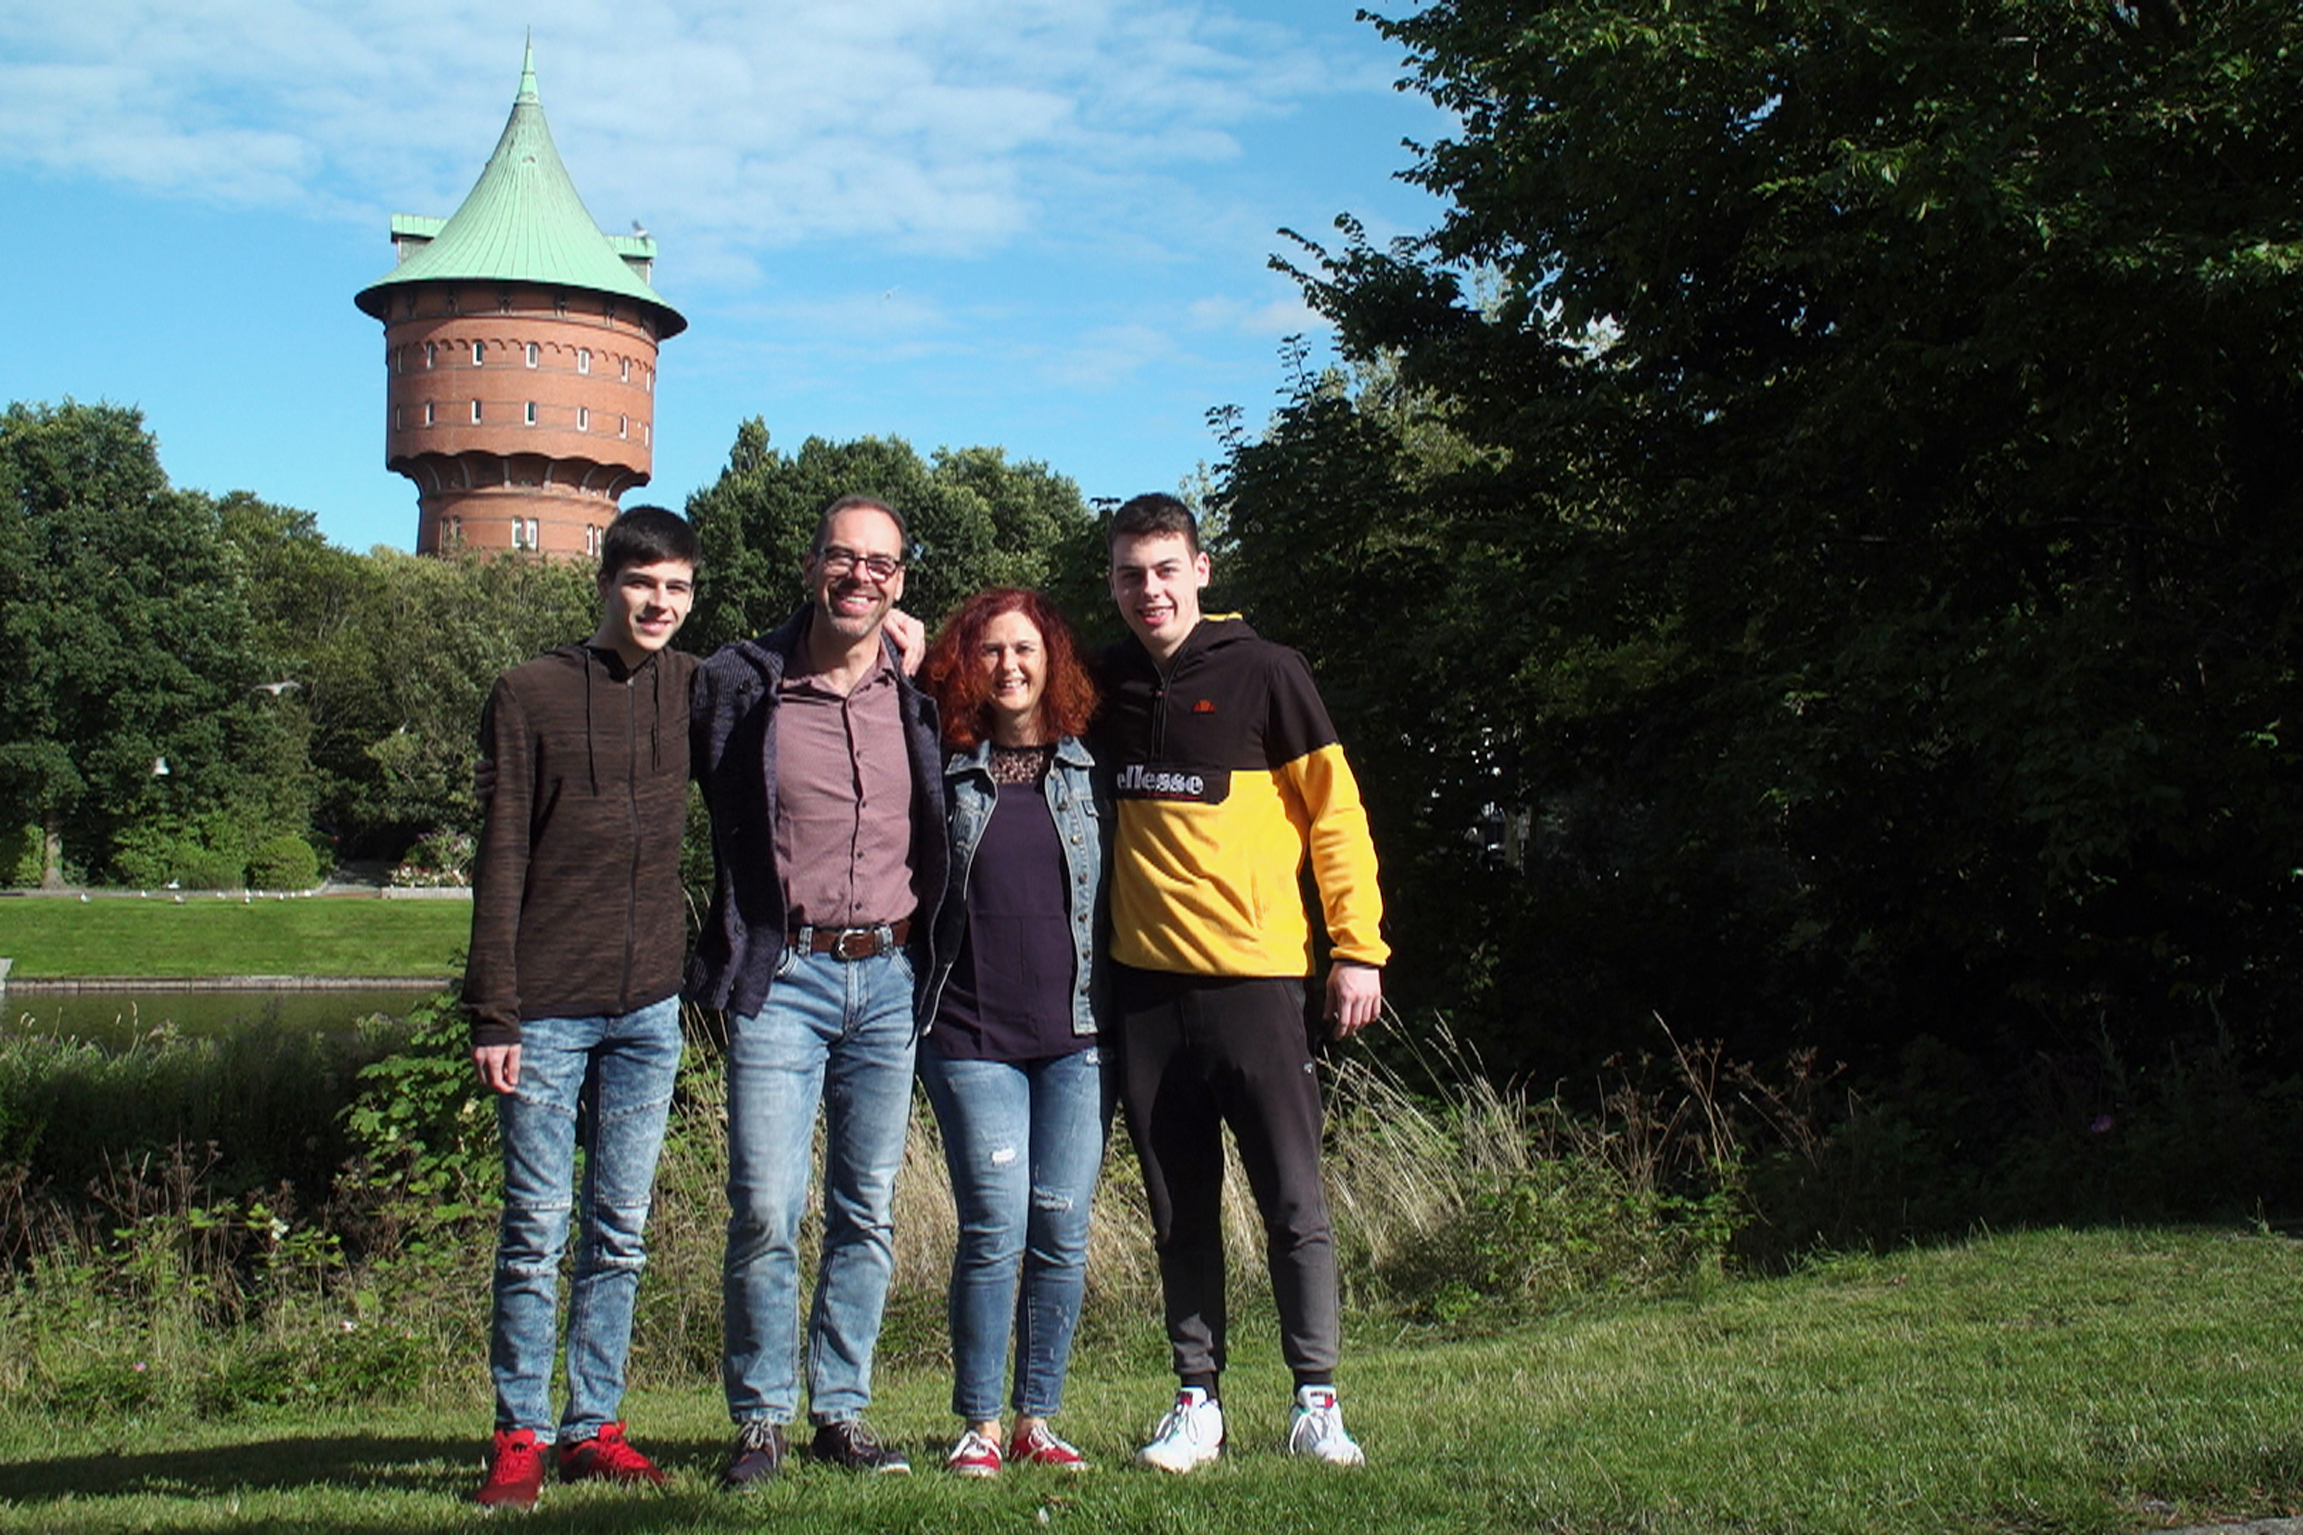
left=0, top=402, right=282, bottom=886
left=299, top=549, right=594, bottom=855
left=685, top=420, right=1103, bottom=650
left=1230, top=1, right=2303, bottom=1077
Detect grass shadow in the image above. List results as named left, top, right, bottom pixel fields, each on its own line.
left=0, top=1432, right=473, bottom=1500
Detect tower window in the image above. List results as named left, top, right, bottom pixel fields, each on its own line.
left=393, top=405, right=403, bottom=429
left=525, top=342, right=538, bottom=368
left=471, top=399, right=482, bottom=423
left=525, top=401, right=538, bottom=426
left=511, top=518, right=528, bottom=550
left=425, top=341, right=436, bottom=368
left=619, top=415, right=628, bottom=439
left=577, top=348, right=591, bottom=374
left=577, top=406, right=589, bottom=431
left=425, top=401, right=436, bottom=426
left=472, top=340, right=485, bottom=366
left=619, top=357, right=631, bottom=382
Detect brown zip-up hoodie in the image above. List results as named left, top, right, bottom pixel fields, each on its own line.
left=465, top=642, right=696, bottom=1048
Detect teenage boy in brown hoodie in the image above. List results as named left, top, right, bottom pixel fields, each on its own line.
left=463, top=505, right=699, bottom=1510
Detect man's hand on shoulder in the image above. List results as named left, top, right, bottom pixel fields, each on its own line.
left=1324, top=961, right=1383, bottom=1040
left=885, top=609, right=926, bottom=677
left=473, top=1043, right=521, bottom=1094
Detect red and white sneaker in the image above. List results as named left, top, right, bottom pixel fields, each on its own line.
left=946, top=1427, right=1003, bottom=1477
left=1009, top=1419, right=1089, bottom=1470
left=1137, top=1388, right=1224, bottom=1473
left=558, top=1421, right=667, bottom=1487
left=1286, top=1386, right=1365, bottom=1466
left=476, top=1427, right=547, bottom=1509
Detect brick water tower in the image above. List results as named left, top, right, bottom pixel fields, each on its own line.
left=355, top=44, right=686, bottom=559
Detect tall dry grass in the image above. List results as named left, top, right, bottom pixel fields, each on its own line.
left=0, top=1005, right=1748, bottom=1417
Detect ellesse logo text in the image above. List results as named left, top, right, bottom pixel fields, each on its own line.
left=1116, top=764, right=1205, bottom=797
left=1112, top=763, right=1230, bottom=803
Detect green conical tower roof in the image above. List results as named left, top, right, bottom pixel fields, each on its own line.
left=355, top=43, right=686, bottom=336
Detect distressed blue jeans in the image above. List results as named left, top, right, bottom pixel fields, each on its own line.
left=722, top=947, right=918, bottom=1426
left=916, top=1045, right=1105, bottom=1422
left=489, top=996, right=683, bottom=1440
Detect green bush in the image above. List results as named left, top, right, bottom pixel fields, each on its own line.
left=110, top=813, right=250, bottom=891
left=339, top=988, right=496, bottom=1236
left=1, top=823, right=42, bottom=887
left=245, top=832, right=319, bottom=891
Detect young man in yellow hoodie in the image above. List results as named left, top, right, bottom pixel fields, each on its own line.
left=1094, top=492, right=1387, bottom=1472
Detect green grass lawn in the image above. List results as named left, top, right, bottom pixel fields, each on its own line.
left=1, top=1226, right=2298, bottom=1533
left=0, top=896, right=468, bottom=977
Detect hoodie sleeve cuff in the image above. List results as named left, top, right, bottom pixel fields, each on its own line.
left=469, top=1014, right=522, bottom=1050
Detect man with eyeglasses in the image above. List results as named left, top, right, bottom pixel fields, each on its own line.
left=689, top=493, right=947, bottom=1485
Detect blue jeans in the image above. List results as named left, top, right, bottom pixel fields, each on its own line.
left=917, top=1045, right=1106, bottom=1421
left=489, top=996, right=683, bottom=1439
left=722, top=947, right=918, bottom=1425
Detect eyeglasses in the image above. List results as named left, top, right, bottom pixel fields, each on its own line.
left=813, top=545, right=903, bottom=583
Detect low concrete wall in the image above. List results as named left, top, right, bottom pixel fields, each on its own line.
left=3, top=973, right=450, bottom=993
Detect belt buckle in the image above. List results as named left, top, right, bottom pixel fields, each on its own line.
left=834, top=927, right=878, bottom=961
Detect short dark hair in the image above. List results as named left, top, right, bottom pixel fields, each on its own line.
left=1109, top=492, right=1199, bottom=554
left=812, top=493, right=909, bottom=553
left=599, top=505, right=699, bottom=580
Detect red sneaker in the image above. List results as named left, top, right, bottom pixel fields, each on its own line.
left=476, top=1427, right=547, bottom=1509
left=945, top=1427, right=1003, bottom=1477
left=1009, top=1419, right=1089, bottom=1471
left=558, top=1421, right=666, bottom=1487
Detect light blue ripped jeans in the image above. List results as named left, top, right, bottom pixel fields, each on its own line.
left=916, top=1044, right=1105, bottom=1421
left=489, top=996, right=683, bottom=1439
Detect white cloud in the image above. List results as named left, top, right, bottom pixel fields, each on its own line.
left=1187, top=291, right=1326, bottom=338
left=0, top=0, right=1375, bottom=281
left=1039, top=322, right=1187, bottom=391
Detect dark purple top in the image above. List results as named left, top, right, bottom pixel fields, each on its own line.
left=930, top=780, right=1087, bottom=1062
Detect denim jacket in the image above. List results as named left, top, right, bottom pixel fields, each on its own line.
left=922, top=734, right=1104, bottom=1038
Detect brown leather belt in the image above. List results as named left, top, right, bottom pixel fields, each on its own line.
left=789, top=920, right=912, bottom=960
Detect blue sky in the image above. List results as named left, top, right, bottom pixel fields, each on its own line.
left=0, top=2, right=1452, bottom=553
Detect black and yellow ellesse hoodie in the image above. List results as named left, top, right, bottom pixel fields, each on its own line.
left=1093, top=615, right=1387, bottom=978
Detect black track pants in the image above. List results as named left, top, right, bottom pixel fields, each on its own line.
left=1109, top=963, right=1339, bottom=1380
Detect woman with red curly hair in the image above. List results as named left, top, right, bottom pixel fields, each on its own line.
left=916, top=587, right=1107, bottom=1477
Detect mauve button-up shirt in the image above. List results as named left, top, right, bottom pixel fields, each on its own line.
left=774, top=656, right=917, bottom=928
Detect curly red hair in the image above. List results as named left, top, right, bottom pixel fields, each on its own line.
left=923, top=587, right=1099, bottom=750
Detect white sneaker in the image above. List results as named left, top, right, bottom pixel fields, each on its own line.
left=1287, top=1385, right=1365, bottom=1466
left=1137, top=1388, right=1224, bottom=1473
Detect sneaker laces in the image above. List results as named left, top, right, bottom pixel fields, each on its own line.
left=1012, top=1421, right=1083, bottom=1463
left=1154, top=1392, right=1211, bottom=1442
left=737, top=1418, right=783, bottom=1453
